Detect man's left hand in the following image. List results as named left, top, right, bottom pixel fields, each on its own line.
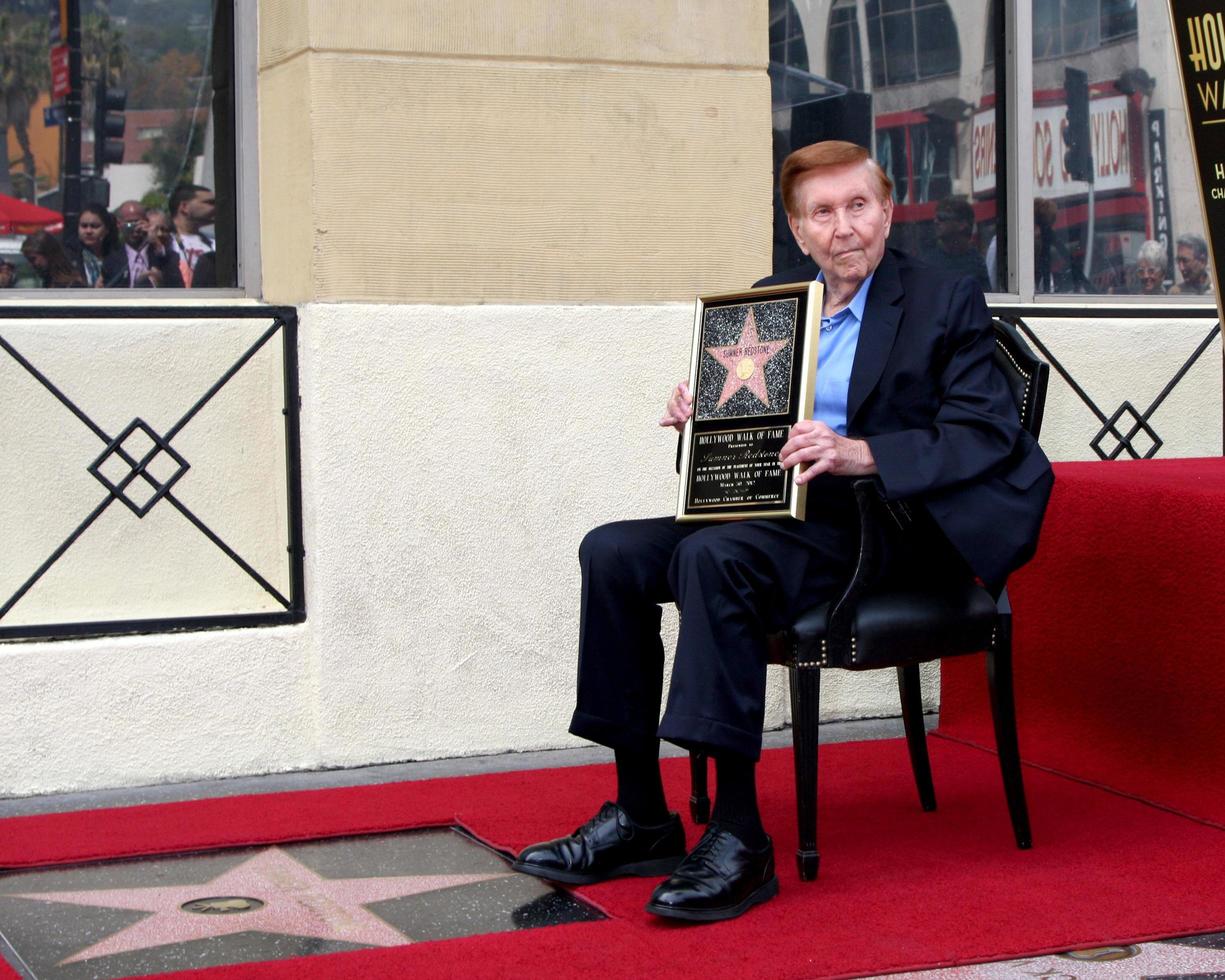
left=780, top=420, right=877, bottom=484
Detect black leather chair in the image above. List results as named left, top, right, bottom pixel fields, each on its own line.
left=689, top=315, right=1050, bottom=880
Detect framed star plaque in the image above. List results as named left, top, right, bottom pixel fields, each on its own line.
left=676, top=279, right=823, bottom=522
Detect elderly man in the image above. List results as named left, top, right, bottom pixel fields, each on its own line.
left=515, top=141, right=1052, bottom=922
left=101, top=201, right=183, bottom=288
left=1170, top=233, right=1212, bottom=295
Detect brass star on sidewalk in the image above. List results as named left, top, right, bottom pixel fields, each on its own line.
left=705, top=307, right=791, bottom=409
left=11, top=845, right=511, bottom=965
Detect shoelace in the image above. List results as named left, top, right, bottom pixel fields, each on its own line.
left=572, top=802, right=620, bottom=839
left=681, top=826, right=734, bottom=875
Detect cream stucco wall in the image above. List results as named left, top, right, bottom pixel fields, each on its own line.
left=1, top=301, right=1219, bottom=797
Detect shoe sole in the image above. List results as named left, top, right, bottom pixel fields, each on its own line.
left=644, top=875, right=780, bottom=922
left=512, top=854, right=684, bottom=886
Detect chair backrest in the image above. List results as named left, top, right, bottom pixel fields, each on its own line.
left=991, top=317, right=1050, bottom=440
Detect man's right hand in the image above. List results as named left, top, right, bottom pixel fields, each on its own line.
left=659, top=381, right=692, bottom=432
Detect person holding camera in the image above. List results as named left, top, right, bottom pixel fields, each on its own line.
left=100, top=201, right=184, bottom=288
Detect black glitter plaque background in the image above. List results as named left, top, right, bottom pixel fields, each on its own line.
left=695, top=299, right=797, bottom=422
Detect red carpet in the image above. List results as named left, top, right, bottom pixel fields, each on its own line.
left=6, top=457, right=1225, bottom=977
left=941, top=457, right=1225, bottom=827
left=4, top=737, right=1225, bottom=979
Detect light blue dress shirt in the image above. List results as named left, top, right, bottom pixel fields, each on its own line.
left=813, top=271, right=873, bottom=435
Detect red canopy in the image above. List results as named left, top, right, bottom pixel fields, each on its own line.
left=0, top=192, right=63, bottom=236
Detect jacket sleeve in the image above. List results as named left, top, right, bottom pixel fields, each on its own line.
left=863, top=276, right=1021, bottom=500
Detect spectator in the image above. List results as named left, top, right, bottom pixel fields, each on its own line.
left=0, top=258, right=16, bottom=288
left=190, top=250, right=217, bottom=288
left=21, top=232, right=85, bottom=287
left=100, top=200, right=184, bottom=288
left=67, top=204, right=120, bottom=287
left=168, top=183, right=216, bottom=286
left=1112, top=240, right=1168, bottom=296
left=1169, top=233, right=1212, bottom=295
left=932, top=196, right=991, bottom=292
left=146, top=209, right=174, bottom=255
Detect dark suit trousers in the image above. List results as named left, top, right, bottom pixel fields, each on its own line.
left=568, top=485, right=859, bottom=761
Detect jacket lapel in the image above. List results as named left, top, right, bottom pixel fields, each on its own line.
left=846, top=249, right=903, bottom=426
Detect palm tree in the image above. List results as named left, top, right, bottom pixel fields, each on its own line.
left=83, top=6, right=126, bottom=92
left=0, top=10, right=46, bottom=201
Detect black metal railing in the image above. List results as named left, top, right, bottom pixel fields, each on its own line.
left=993, top=306, right=1221, bottom=460
left=0, top=306, right=305, bottom=641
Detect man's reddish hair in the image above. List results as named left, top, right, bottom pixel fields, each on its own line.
left=779, top=141, right=894, bottom=216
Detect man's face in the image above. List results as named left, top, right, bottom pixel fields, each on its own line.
left=0, top=264, right=14, bottom=287
left=117, top=204, right=148, bottom=247
left=184, top=189, right=216, bottom=225
left=148, top=213, right=172, bottom=250
left=934, top=212, right=971, bottom=253
left=1136, top=259, right=1163, bottom=294
left=1176, top=244, right=1207, bottom=284
left=787, top=162, right=893, bottom=291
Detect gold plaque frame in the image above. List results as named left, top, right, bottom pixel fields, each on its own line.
left=676, top=280, right=822, bottom=522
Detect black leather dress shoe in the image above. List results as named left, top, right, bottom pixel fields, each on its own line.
left=645, top=824, right=778, bottom=922
left=512, top=802, right=686, bottom=885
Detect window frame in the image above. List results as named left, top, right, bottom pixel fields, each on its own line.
left=0, top=0, right=259, bottom=299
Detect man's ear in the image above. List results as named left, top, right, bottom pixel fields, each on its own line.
left=787, top=212, right=808, bottom=255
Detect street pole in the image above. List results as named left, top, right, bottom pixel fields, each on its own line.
left=62, top=0, right=82, bottom=251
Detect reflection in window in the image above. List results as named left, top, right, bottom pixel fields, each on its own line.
left=1100, top=0, right=1138, bottom=42
left=769, top=0, right=809, bottom=73
left=1034, top=0, right=1136, bottom=59
left=866, top=0, right=960, bottom=87
left=827, top=0, right=864, bottom=90
left=0, top=0, right=236, bottom=290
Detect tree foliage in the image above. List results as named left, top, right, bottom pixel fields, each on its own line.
left=143, top=109, right=204, bottom=195
left=0, top=8, right=46, bottom=200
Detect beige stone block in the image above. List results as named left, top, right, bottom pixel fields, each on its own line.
left=259, top=0, right=312, bottom=69
left=258, top=57, right=317, bottom=304
left=303, top=55, right=772, bottom=303
left=262, top=0, right=765, bottom=69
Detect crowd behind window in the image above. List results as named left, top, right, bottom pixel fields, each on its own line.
left=1, top=0, right=227, bottom=291
left=773, top=0, right=1211, bottom=300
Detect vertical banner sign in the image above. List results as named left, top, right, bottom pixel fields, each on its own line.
left=49, top=44, right=70, bottom=100
left=1147, top=109, right=1175, bottom=285
left=1168, top=1, right=1225, bottom=326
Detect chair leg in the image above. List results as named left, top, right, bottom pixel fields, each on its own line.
left=688, top=751, right=710, bottom=824
left=788, top=663, right=821, bottom=881
left=897, top=663, right=936, bottom=812
left=986, top=616, right=1033, bottom=849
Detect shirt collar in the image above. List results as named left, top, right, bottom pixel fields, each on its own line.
left=817, top=270, right=875, bottom=326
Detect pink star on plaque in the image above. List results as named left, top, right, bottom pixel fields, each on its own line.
left=11, top=845, right=511, bottom=965
left=705, top=307, right=791, bottom=409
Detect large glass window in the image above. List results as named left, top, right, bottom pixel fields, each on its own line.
left=773, top=0, right=991, bottom=286
left=1031, top=0, right=1194, bottom=297
left=0, top=0, right=238, bottom=291
left=773, top=0, right=1210, bottom=302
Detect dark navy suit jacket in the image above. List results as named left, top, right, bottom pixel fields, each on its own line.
left=756, top=248, right=1053, bottom=595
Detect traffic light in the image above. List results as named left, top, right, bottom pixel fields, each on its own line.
left=93, top=84, right=127, bottom=171
left=1063, top=67, right=1092, bottom=183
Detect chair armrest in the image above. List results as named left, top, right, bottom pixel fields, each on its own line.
left=825, top=477, right=915, bottom=650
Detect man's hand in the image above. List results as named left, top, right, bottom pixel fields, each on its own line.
left=659, top=380, right=692, bottom=432
left=780, top=420, right=877, bottom=484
